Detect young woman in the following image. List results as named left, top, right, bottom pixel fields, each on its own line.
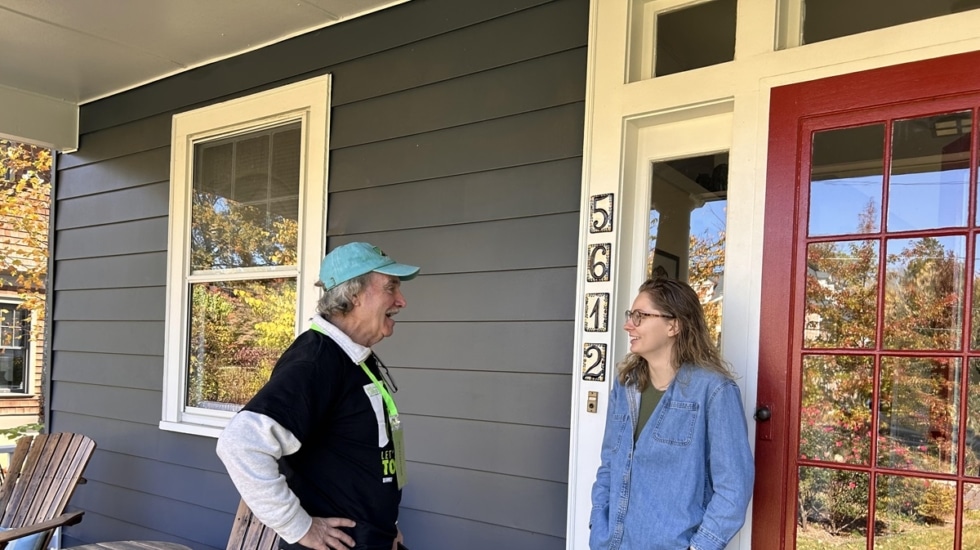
left=589, top=278, right=754, bottom=550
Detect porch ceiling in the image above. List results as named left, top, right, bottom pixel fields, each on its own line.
left=0, top=0, right=406, bottom=151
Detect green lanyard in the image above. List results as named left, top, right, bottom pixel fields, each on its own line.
left=309, top=323, right=407, bottom=488
left=359, top=360, right=407, bottom=488
left=358, top=361, right=399, bottom=428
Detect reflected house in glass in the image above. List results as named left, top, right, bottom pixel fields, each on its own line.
left=803, top=264, right=837, bottom=344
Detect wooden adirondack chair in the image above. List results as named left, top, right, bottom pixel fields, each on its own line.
left=225, top=499, right=280, bottom=550
left=0, top=433, right=96, bottom=549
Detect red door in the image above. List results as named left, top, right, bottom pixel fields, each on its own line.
left=756, top=51, right=980, bottom=549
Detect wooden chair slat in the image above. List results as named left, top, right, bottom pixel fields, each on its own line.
left=24, top=434, right=80, bottom=524
left=0, top=437, right=33, bottom=513
left=0, top=433, right=95, bottom=549
left=4, top=434, right=52, bottom=528
left=225, top=500, right=280, bottom=550
left=11, top=433, right=71, bottom=527
left=54, top=436, right=95, bottom=514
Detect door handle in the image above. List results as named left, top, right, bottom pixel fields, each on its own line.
left=754, top=405, right=772, bottom=422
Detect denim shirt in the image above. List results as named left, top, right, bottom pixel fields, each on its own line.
left=589, top=365, right=755, bottom=550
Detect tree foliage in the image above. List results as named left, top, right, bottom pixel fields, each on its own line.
left=0, top=140, right=50, bottom=427
left=191, top=191, right=297, bottom=270
left=688, top=227, right=725, bottom=343
left=186, top=191, right=299, bottom=407
left=798, top=200, right=969, bottom=535
left=647, top=210, right=726, bottom=341
left=0, top=140, right=50, bottom=318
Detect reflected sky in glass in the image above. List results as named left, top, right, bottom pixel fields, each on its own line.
left=809, top=123, right=884, bottom=237
left=808, top=112, right=973, bottom=237
left=887, top=168, right=969, bottom=231
left=809, top=176, right=881, bottom=236
left=889, top=112, right=971, bottom=232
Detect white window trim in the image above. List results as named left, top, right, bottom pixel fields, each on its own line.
left=161, top=75, right=330, bottom=437
left=0, top=297, right=34, bottom=396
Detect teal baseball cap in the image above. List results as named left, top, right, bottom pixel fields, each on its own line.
left=318, top=242, right=420, bottom=290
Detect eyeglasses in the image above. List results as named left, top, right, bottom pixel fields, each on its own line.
left=374, top=354, right=398, bottom=393
left=624, top=309, right=675, bottom=326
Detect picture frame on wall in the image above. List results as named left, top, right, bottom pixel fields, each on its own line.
left=651, top=249, right=679, bottom=279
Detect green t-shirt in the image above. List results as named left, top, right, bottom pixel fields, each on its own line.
left=634, top=384, right=665, bottom=441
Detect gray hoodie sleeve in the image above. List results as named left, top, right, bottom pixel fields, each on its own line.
left=216, top=410, right=311, bottom=544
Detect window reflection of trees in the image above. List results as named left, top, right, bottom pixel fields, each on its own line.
left=798, top=113, right=980, bottom=544
left=800, top=231, right=976, bottom=538
left=884, top=236, right=965, bottom=351
left=648, top=155, right=727, bottom=346
left=186, top=124, right=301, bottom=410
left=191, top=191, right=297, bottom=271
left=187, top=279, right=296, bottom=408
left=186, top=195, right=299, bottom=408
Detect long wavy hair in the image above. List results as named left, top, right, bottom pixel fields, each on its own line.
left=618, top=277, right=732, bottom=390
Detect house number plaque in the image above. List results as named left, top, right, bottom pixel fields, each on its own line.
left=582, top=343, right=607, bottom=381
left=584, top=292, right=609, bottom=333
left=587, top=243, right=611, bottom=282
left=589, top=193, right=614, bottom=233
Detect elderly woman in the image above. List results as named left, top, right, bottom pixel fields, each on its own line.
left=590, top=278, right=754, bottom=550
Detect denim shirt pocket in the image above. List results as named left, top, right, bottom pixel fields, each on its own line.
left=652, top=400, right=699, bottom=446
left=609, top=413, right=629, bottom=452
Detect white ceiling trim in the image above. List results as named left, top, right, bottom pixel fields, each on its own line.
left=0, top=0, right=408, bottom=151
left=0, top=85, right=77, bottom=152
left=78, top=0, right=410, bottom=105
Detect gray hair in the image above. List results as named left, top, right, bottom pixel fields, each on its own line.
left=315, top=272, right=373, bottom=318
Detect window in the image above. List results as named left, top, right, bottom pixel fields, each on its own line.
left=779, top=0, right=980, bottom=48
left=648, top=153, right=728, bottom=346
left=0, top=301, right=31, bottom=394
left=628, top=0, right=737, bottom=82
left=162, top=76, right=330, bottom=436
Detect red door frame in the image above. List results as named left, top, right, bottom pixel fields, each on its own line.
left=755, top=49, right=980, bottom=548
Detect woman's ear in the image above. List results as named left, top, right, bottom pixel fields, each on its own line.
left=667, top=319, right=680, bottom=337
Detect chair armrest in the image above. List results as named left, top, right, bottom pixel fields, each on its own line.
left=0, top=510, right=85, bottom=548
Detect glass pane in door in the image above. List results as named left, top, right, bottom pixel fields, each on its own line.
left=804, top=240, right=879, bottom=348
left=649, top=153, right=727, bottom=345
left=878, top=357, right=961, bottom=474
left=888, top=112, right=971, bottom=232
left=800, top=355, right=873, bottom=465
left=971, top=238, right=980, bottom=350
left=963, top=482, right=980, bottom=546
left=875, top=474, right=955, bottom=548
left=967, top=361, right=980, bottom=478
left=883, top=236, right=965, bottom=350
left=809, top=124, right=884, bottom=237
left=797, top=465, right=869, bottom=543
